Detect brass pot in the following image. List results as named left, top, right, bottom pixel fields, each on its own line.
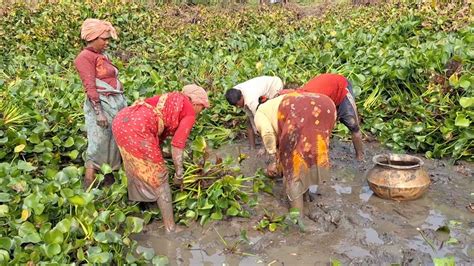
left=367, top=154, right=430, bottom=201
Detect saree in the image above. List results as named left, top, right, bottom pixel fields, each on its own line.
left=277, top=92, right=337, bottom=200
left=84, top=79, right=127, bottom=170
left=112, top=93, right=189, bottom=202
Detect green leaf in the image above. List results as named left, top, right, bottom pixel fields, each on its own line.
left=18, top=222, right=41, bottom=243
left=14, top=144, right=25, bottom=153
left=226, top=206, right=239, bottom=216
left=459, top=79, right=471, bottom=89
left=88, top=252, right=112, bottom=263
left=44, top=243, right=61, bottom=258
left=331, top=258, right=342, bottom=266
left=100, top=164, right=113, bottom=175
left=433, top=256, right=455, bottom=266
left=191, top=136, right=207, bottom=153
left=125, top=217, right=144, bottom=234
left=94, top=230, right=122, bottom=244
left=268, top=223, right=278, bottom=232
left=136, top=246, right=155, bottom=261
left=63, top=137, right=74, bottom=148
left=68, top=195, right=86, bottom=206
left=210, top=211, right=223, bottom=220
left=185, top=210, right=196, bottom=219
left=446, top=237, right=458, bottom=245
left=17, top=160, right=37, bottom=172
left=0, top=249, right=10, bottom=263
left=455, top=113, right=470, bottom=127
left=460, top=97, right=474, bottom=108
left=55, top=218, right=72, bottom=233
left=152, top=255, right=169, bottom=266
left=69, top=150, right=79, bottom=160
left=44, top=228, right=64, bottom=244
left=0, top=194, right=10, bottom=203
left=0, top=238, right=12, bottom=250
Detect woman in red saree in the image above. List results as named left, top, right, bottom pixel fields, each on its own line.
left=112, top=85, right=209, bottom=232
left=254, top=92, right=336, bottom=215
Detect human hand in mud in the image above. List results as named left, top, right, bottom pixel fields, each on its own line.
left=266, top=162, right=278, bottom=177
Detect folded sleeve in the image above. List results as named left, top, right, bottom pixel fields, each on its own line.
left=74, top=53, right=100, bottom=103
left=254, top=111, right=277, bottom=155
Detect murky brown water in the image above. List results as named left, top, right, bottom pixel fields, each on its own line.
left=134, top=139, right=474, bottom=265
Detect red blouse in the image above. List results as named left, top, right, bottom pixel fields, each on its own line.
left=74, top=47, right=122, bottom=104
left=300, top=74, right=349, bottom=106
left=145, top=93, right=196, bottom=149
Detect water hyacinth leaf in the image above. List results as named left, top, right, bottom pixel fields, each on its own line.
left=331, top=258, right=342, bottom=266
left=55, top=218, right=72, bottom=233
left=18, top=222, right=42, bottom=244
left=24, top=192, right=45, bottom=215
left=433, top=256, right=455, bottom=266
left=17, top=160, right=37, bottom=172
left=0, top=193, right=10, bottom=203
left=44, top=243, right=61, bottom=258
left=14, top=144, right=25, bottom=153
left=454, top=113, right=470, bottom=127
left=69, top=150, right=79, bottom=160
left=191, top=136, right=207, bottom=152
left=100, top=164, right=113, bottom=175
left=459, top=97, right=474, bottom=108
left=210, top=211, right=223, bottom=220
left=88, top=252, right=113, bottom=264
left=21, top=209, right=30, bottom=221
left=125, top=217, right=144, bottom=233
left=63, top=137, right=74, bottom=148
left=185, top=210, right=196, bottom=219
left=268, top=223, right=278, bottom=232
left=44, top=228, right=64, bottom=244
left=136, top=246, right=155, bottom=261
left=62, top=166, right=79, bottom=178
left=152, top=255, right=169, bottom=266
left=0, top=249, right=9, bottom=263
left=226, top=206, right=239, bottom=216
left=0, top=238, right=12, bottom=250
left=0, top=205, right=8, bottom=217
left=68, top=195, right=86, bottom=206
left=94, top=230, right=122, bottom=244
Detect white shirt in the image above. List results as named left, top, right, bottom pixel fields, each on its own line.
left=234, top=76, right=283, bottom=132
left=234, top=76, right=283, bottom=116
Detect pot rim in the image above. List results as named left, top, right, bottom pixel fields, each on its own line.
left=372, top=154, right=424, bottom=170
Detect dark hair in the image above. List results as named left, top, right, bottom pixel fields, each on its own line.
left=284, top=82, right=301, bottom=90
left=225, top=88, right=242, bottom=106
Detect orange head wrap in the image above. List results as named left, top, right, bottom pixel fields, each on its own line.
left=182, top=84, right=210, bottom=108
left=80, top=18, right=117, bottom=42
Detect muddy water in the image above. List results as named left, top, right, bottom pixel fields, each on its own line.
left=134, top=139, right=473, bottom=265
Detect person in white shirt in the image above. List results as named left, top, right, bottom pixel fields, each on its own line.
left=225, top=76, right=283, bottom=149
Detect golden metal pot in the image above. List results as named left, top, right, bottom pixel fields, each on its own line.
left=366, top=154, right=430, bottom=201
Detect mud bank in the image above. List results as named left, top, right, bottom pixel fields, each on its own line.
left=134, top=139, right=473, bottom=265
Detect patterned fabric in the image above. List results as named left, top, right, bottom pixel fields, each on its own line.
left=112, top=92, right=196, bottom=201
left=277, top=92, right=337, bottom=200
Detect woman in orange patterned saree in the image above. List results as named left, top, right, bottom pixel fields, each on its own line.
left=112, top=85, right=209, bottom=232
left=254, top=92, right=336, bottom=215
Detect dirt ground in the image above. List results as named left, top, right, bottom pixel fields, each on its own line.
left=135, top=138, right=473, bottom=265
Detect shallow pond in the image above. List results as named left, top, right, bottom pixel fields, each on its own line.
left=134, top=139, right=473, bottom=265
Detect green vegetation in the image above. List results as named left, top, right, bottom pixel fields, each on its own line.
left=0, top=1, right=472, bottom=264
